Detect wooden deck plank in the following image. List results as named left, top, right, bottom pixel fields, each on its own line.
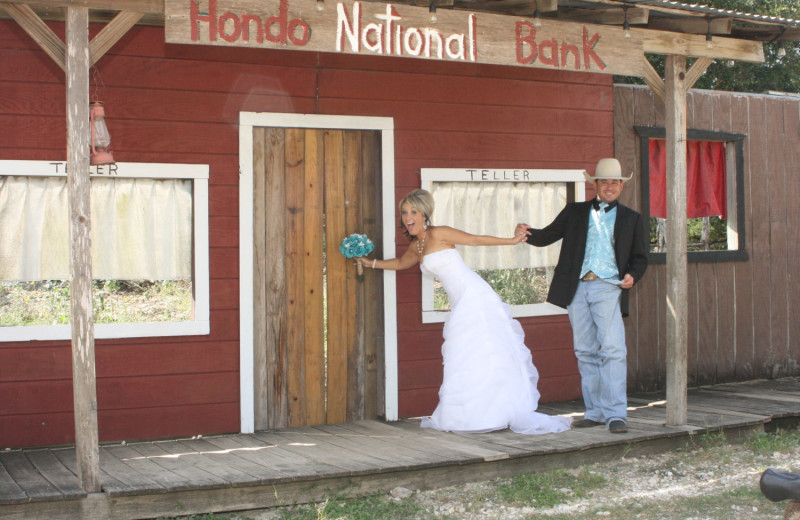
left=149, top=440, right=262, bottom=488
left=386, top=420, right=533, bottom=457
left=382, top=420, right=523, bottom=462
left=637, top=395, right=771, bottom=421
left=124, top=442, right=227, bottom=491
left=683, top=404, right=767, bottom=420
left=102, top=445, right=197, bottom=493
left=686, top=400, right=797, bottom=418
left=263, top=426, right=425, bottom=472
left=215, top=433, right=345, bottom=479
left=0, top=451, right=63, bottom=502
left=23, top=450, right=86, bottom=500
left=692, top=389, right=800, bottom=414
left=697, top=388, right=800, bottom=405
left=199, top=435, right=302, bottom=481
left=251, top=430, right=375, bottom=475
left=0, top=456, right=28, bottom=505
left=50, top=446, right=137, bottom=496
left=339, top=420, right=537, bottom=461
left=464, top=428, right=577, bottom=455
left=311, top=423, right=466, bottom=468
left=629, top=402, right=764, bottom=430
left=91, top=447, right=164, bottom=496
left=173, top=437, right=278, bottom=486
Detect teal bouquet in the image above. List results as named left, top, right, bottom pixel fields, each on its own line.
left=339, top=233, right=375, bottom=281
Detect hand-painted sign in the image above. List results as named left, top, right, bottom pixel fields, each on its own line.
left=166, top=0, right=643, bottom=76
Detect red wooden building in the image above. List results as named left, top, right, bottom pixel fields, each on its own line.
left=0, top=0, right=798, bottom=450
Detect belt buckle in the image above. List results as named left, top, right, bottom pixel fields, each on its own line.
left=582, top=271, right=598, bottom=282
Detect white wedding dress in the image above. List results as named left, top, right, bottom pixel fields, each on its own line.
left=419, top=248, right=572, bottom=435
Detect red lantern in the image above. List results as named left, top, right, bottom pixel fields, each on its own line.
left=90, top=101, right=115, bottom=165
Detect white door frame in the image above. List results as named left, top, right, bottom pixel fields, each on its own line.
left=238, top=112, right=397, bottom=433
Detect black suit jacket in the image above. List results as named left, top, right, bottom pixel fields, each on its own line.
left=525, top=200, right=649, bottom=317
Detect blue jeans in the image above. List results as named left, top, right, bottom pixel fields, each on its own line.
left=567, top=279, right=627, bottom=425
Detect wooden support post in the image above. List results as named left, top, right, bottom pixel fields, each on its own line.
left=664, top=54, right=688, bottom=426
left=66, top=5, right=101, bottom=493
left=641, top=55, right=665, bottom=104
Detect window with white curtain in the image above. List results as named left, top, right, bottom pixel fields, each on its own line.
left=421, top=168, right=586, bottom=323
left=0, top=161, right=209, bottom=341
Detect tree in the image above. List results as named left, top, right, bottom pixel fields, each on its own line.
left=615, top=0, right=800, bottom=94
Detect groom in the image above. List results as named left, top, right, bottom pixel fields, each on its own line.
left=516, top=158, right=649, bottom=434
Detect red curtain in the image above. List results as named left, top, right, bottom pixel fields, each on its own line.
left=648, top=139, right=727, bottom=219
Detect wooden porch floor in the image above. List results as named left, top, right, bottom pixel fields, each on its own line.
left=2, top=377, right=800, bottom=520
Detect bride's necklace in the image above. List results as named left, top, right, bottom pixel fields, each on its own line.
left=416, top=228, right=427, bottom=255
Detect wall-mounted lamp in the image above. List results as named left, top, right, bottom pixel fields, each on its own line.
left=622, top=6, right=631, bottom=38
left=89, top=101, right=115, bottom=166
left=705, top=16, right=713, bottom=49
left=532, top=0, right=541, bottom=27
left=429, top=1, right=437, bottom=23
left=778, top=41, right=787, bottom=58
left=316, top=0, right=324, bottom=11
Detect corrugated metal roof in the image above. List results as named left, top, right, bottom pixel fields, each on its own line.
left=618, top=0, right=800, bottom=26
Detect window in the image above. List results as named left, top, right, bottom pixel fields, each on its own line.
left=420, top=168, right=586, bottom=323
left=635, top=127, right=748, bottom=263
left=0, top=160, right=209, bottom=341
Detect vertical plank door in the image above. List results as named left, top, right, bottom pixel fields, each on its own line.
left=253, top=127, right=383, bottom=429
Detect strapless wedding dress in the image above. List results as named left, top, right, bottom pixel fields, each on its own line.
left=419, top=248, right=571, bottom=434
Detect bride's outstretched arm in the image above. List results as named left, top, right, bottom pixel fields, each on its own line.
left=357, top=245, right=419, bottom=271
left=435, top=225, right=526, bottom=247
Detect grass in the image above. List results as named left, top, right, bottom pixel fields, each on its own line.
left=155, top=494, right=426, bottom=520
left=747, top=428, right=800, bottom=455
left=494, top=468, right=607, bottom=507
left=271, top=495, right=426, bottom=520
left=0, top=279, right=192, bottom=326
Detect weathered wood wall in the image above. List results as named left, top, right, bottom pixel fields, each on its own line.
left=0, top=18, right=612, bottom=447
left=615, top=84, right=800, bottom=392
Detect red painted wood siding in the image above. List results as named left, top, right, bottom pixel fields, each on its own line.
left=0, top=19, right=612, bottom=447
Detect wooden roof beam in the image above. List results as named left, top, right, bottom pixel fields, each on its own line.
left=648, top=16, right=732, bottom=36
left=1, top=2, right=144, bottom=69
left=89, top=10, right=144, bottom=65
left=641, top=55, right=665, bottom=104
left=638, top=27, right=764, bottom=62
left=556, top=6, right=648, bottom=26
left=1, top=2, right=66, bottom=70
left=452, top=0, right=556, bottom=16
left=0, top=0, right=162, bottom=12
left=641, top=54, right=713, bottom=106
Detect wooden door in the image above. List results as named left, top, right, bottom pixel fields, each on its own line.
left=252, top=127, right=383, bottom=429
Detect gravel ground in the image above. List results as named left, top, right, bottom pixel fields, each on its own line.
left=235, top=430, right=799, bottom=520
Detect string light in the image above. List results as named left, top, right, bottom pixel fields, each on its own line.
left=778, top=41, right=787, bottom=58
left=316, top=0, right=324, bottom=11
left=429, top=1, right=437, bottom=23
left=532, top=0, right=541, bottom=27
left=705, top=16, right=713, bottom=49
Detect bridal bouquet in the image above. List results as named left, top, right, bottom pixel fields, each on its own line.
left=339, top=233, right=375, bottom=282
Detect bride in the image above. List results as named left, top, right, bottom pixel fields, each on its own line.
left=358, top=189, right=571, bottom=435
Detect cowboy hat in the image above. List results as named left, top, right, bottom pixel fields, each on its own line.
left=583, top=158, right=633, bottom=183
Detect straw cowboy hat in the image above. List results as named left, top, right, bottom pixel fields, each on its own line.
left=583, top=158, right=633, bottom=183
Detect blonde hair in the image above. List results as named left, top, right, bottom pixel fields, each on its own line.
left=399, top=189, right=434, bottom=240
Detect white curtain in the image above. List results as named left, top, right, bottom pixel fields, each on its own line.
left=0, top=176, right=193, bottom=281
left=431, top=182, right=564, bottom=270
